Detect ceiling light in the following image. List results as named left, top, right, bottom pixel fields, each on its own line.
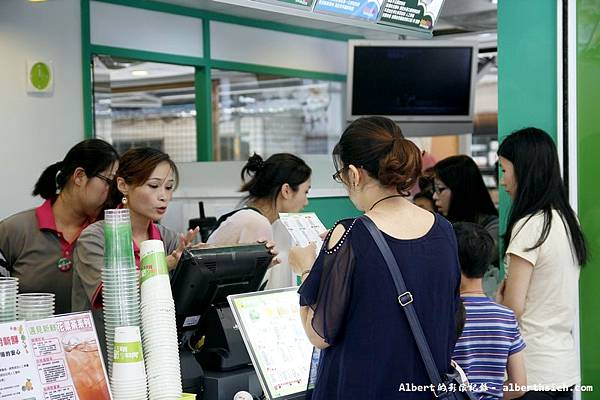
left=29, top=0, right=48, bottom=2
left=131, top=70, right=149, bottom=76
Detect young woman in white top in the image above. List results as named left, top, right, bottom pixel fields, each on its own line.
left=207, top=153, right=312, bottom=287
left=208, top=153, right=312, bottom=244
left=497, top=127, right=588, bottom=399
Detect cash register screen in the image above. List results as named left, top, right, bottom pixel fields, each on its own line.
left=228, top=288, right=313, bottom=400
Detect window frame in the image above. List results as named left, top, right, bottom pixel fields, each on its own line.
left=81, top=0, right=351, bottom=161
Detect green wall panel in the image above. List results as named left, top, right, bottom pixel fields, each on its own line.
left=304, top=196, right=360, bottom=228
left=577, top=0, right=600, bottom=393
left=497, top=0, right=557, bottom=253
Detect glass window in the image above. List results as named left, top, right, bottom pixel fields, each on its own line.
left=211, top=70, right=345, bottom=161
left=93, top=55, right=197, bottom=161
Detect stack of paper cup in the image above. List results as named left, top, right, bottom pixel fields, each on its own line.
left=102, top=209, right=142, bottom=375
left=111, top=326, right=148, bottom=400
left=140, top=240, right=182, bottom=399
left=17, top=293, right=55, bottom=320
left=0, top=277, right=18, bottom=323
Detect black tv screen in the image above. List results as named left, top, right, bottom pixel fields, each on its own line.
left=350, top=44, right=475, bottom=119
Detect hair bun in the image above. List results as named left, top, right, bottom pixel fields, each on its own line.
left=245, top=153, right=266, bottom=173
left=378, top=138, right=422, bottom=195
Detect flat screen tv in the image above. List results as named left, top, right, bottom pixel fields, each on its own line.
left=347, top=40, right=478, bottom=135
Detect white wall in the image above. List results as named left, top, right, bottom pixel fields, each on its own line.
left=210, top=21, right=347, bottom=74
left=0, top=0, right=83, bottom=219
left=91, top=1, right=204, bottom=58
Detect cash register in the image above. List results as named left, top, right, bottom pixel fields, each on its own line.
left=171, top=244, right=273, bottom=399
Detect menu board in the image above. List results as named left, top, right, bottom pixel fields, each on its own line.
left=379, top=0, right=445, bottom=32
left=0, top=313, right=111, bottom=400
left=313, top=0, right=384, bottom=21
left=0, top=321, right=44, bottom=399
left=228, top=288, right=313, bottom=399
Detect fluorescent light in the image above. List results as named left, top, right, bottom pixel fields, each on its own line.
left=29, top=0, right=48, bottom=2
left=131, top=70, right=149, bottom=76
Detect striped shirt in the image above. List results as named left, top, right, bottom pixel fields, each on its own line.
left=453, top=296, right=526, bottom=400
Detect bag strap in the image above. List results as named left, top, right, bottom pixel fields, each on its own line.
left=209, top=206, right=262, bottom=238
left=359, top=215, right=448, bottom=392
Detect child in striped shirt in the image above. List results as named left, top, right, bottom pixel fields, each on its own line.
left=452, top=222, right=527, bottom=400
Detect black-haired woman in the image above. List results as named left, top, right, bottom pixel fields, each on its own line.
left=290, top=117, right=460, bottom=399
left=72, top=147, right=197, bottom=313
left=207, top=153, right=311, bottom=287
left=498, top=127, right=587, bottom=399
left=433, top=155, right=500, bottom=296
left=0, top=139, right=119, bottom=314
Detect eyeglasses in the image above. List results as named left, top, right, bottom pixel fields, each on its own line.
left=95, top=174, right=114, bottom=186
left=332, top=168, right=345, bottom=183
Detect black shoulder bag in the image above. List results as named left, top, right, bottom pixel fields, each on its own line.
left=359, top=215, right=476, bottom=400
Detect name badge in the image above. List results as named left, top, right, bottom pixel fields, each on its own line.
left=57, top=257, right=72, bottom=272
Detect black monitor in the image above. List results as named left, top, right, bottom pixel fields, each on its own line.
left=171, top=243, right=273, bottom=334
left=347, top=39, right=478, bottom=136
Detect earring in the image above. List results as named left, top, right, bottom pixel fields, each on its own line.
left=122, top=196, right=128, bottom=205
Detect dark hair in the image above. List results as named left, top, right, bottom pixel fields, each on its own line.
left=413, top=191, right=434, bottom=203
left=32, top=139, right=119, bottom=199
left=240, top=153, right=311, bottom=204
left=434, top=155, right=498, bottom=223
left=109, top=147, right=179, bottom=207
left=455, top=301, right=466, bottom=338
left=333, top=116, right=421, bottom=195
left=418, top=174, right=435, bottom=194
left=498, top=127, right=587, bottom=265
left=453, top=222, right=495, bottom=278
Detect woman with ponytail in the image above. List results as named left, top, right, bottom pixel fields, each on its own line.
left=289, top=116, right=461, bottom=399
left=0, top=139, right=119, bottom=314
left=207, top=153, right=311, bottom=287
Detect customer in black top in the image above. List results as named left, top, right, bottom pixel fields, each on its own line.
left=290, top=116, right=461, bottom=400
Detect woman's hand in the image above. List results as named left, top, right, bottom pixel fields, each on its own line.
left=288, top=243, right=318, bottom=276
left=166, top=227, right=200, bottom=270
left=257, top=239, right=281, bottom=268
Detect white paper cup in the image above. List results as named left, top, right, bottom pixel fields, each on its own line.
left=111, top=327, right=147, bottom=382
left=139, top=240, right=170, bottom=296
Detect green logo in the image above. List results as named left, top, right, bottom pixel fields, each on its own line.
left=140, top=251, right=168, bottom=284
left=113, top=341, right=143, bottom=363
left=30, top=62, right=51, bottom=90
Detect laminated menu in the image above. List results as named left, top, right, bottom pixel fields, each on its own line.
left=0, top=312, right=111, bottom=400
left=0, top=321, right=44, bottom=399
left=278, top=212, right=327, bottom=254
